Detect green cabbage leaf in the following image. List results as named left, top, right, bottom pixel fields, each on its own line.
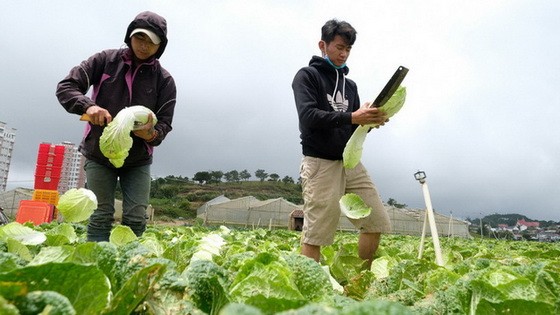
left=99, top=105, right=157, bottom=168
left=57, top=188, right=97, bottom=222
left=109, top=225, right=138, bottom=246
left=343, top=86, right=406, bottom=169
left=0, top=222, right=46, bottom=245
left=339, top=193, right=372, bottom=219
left=191, top=233, right=227, bottom=262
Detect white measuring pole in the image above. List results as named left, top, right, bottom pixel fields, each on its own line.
left=420, top=181, right=444, bottom=266
left=448, top=211, right=454, bottom=238
left=417, top=208, right=429, bottom=259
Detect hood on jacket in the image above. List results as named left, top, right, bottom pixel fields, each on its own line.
left=124, top=11, right=168, bottom=59
left=309, top=55, right=350, bottom=75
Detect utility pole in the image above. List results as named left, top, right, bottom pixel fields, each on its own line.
left=479, top=214, right=483, bottom=238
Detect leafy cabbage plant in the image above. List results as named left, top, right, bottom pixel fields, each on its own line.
left=322, top=265, right=344, bottom=294
left=191, top=233, right=227, bottom=262
left=343, top=86, right=407, bottom=169
left=339, top=193, right=372, bottom=219
left=0, top=222, right=46, bottom=245
left=183, top=259, right=230, bottom=315
left=99, top=106, right=157, bottom=168
left=57, top=188, right=97, bottom=222
left=109, top=225, right=138, bottom=246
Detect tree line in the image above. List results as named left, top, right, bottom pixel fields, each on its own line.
left=160, top=169, right=297, bottom=185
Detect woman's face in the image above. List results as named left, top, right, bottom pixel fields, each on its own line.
left=130, top=33, right=160, bottom=61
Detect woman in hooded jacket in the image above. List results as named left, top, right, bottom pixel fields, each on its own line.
left=56, top=11, right=177, bottom=241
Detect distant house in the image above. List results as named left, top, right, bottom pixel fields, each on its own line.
left=537, top=230, right=560, bottom=242
left=517, top=218, right=540, bottom=231
left=497, top=224, right=509, bottom=230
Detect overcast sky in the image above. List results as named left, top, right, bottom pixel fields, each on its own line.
left=2, top=0, right=559, bottom=221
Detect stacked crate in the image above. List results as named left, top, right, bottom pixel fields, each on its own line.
left=16, top=144, right=65, bottom=225
left=34, top=143, right=65, bottom=191
left=15, top=200, right=55, bottom=225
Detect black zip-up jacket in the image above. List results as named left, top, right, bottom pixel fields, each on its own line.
left=292, top=56, right=360, bottom=160
left=56, top=11, right=176, bottom=168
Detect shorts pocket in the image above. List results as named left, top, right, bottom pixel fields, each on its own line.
left=300, top=157, right=320, bottom=181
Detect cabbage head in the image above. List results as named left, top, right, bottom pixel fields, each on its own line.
left=99, top=106, right=157, bottom=168
left=339, top=193, right=372, bottom=219
left=109, top=225, right=137, bottom=246
left=57, top=188, right=97, bottom=222
left=281, top=252, right=334, bottom=301
left=343, top=86, right=406, bottom=169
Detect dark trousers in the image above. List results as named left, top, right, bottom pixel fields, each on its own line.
left=84, top=160, right=151, bottom=242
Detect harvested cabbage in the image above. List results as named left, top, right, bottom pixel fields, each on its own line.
left=377, top=85, right=407, bottom=117
left=99, top=106, right=157, bottom=168
left=343, top=86, right=406, bottom=169
left=339, top=193, right=372, bottom=219
left=57, top=188, right=97, bottom=222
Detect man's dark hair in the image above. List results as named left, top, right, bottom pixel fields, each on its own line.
left=321, top=19, right=357, bottom=45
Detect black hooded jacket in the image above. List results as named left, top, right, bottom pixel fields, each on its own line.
left=124, top=11, right=168, bottom=59
left=292, top=56, right=360, bottom=160
left=56, top=11, right=176, bottom=168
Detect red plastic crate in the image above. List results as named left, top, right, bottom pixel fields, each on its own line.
left=35, top=164, right=62, bottom=178
left=37, top=152, right=64, bottom=167
left=16, top=200, right=54, bottom=225
left=38, top=143, right=65, bottom=155
left=34, top=176, right=61, bottom=190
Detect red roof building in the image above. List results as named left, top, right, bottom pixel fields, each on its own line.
left=497, top=224, right=509, bottom=230
left=517, top=219, right=540, bottom=228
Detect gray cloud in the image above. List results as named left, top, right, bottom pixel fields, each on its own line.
left=2, top=1, right=559, bottom=221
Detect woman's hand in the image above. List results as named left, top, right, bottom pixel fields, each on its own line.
left=133, top=114, right=158, bottom=142
left=85, top=105, right=112, bottom=126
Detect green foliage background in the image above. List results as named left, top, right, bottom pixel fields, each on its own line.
left=148, top=177, right=303, bottom=221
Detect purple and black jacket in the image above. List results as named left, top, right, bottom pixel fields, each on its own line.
left=56, top=11, right=176, bottom=168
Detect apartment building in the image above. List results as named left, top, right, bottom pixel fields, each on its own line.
left=0, top=122, right=16, bottom=192
left=56, top=142, right=86, bottom=192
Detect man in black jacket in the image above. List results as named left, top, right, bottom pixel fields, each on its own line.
left=292, top=19, right=391, bottom=269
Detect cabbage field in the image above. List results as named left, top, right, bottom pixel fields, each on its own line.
left=1, top=222, right=559, bottom=314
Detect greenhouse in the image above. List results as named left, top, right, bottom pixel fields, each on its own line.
left=197, top=196, right=298, bottom=229
left=0, top=187, right=33, bottom=218
left=197, top=195, right=471, bottom=238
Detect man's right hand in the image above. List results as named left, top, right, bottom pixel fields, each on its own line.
left=85, top=105, right=112, bottom=126
left=351, top=107, right=388, bottom=126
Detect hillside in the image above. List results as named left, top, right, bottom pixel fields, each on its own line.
left=467, top=213, right=559, bottom=228
left=149, top=180, right=302, bottom=220
left=182, top=181, right=301, bottom=204
left=148, top=179, right=560, bottom=227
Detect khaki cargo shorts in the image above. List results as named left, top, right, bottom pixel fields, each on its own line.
left=300, top=156, right=392, bottom=246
